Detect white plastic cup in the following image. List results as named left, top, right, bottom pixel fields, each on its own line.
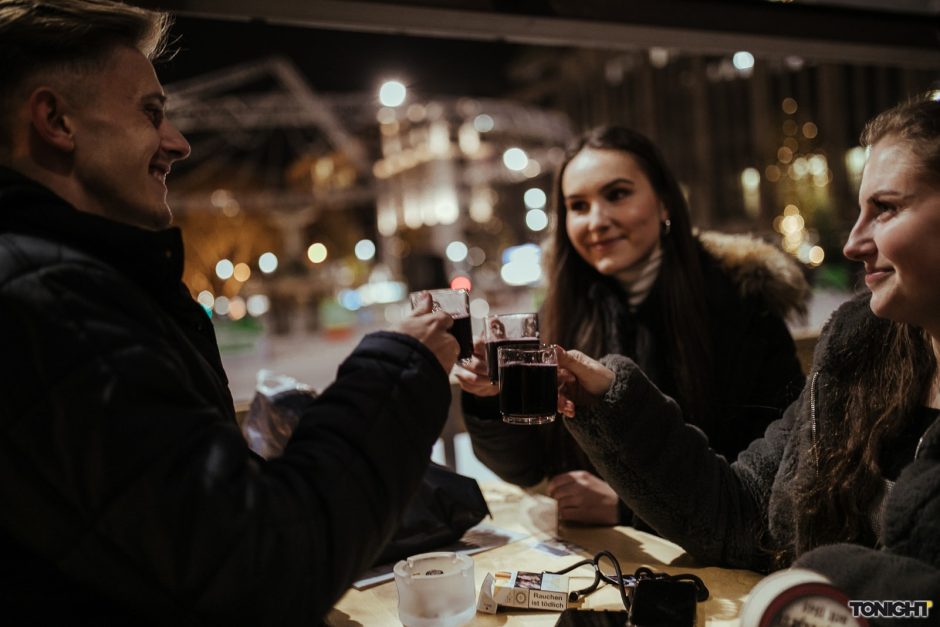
left=394, top=552, right=476, bottom=627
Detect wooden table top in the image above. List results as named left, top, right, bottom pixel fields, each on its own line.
left=328, top=482, right=763, bottom=626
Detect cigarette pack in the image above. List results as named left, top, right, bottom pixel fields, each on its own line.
left=477, top=570, right=570, bottom=614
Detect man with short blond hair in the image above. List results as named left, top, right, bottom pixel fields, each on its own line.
left=0, top=1, right=459, bottom=624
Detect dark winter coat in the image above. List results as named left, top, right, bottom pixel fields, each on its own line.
left=566, top=295, right=940, bottom=623
left=463, top=233, right=808, bottom=506
left=0, top=167, right=451, bottom=625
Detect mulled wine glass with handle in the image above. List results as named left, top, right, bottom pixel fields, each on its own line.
left=409, top=288, right=473, bottom=365
left=484, top=313, right=540, bottom=384
left=497, top=344, right=558, bottom=425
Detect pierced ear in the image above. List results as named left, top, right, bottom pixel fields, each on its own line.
left=27, top=87, right=75, bottom=153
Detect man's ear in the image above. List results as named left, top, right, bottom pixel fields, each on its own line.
left=27, top=87, right=76, bottom=153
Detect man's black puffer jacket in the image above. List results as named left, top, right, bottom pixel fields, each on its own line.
left=0, top=167, right=451, bottom=625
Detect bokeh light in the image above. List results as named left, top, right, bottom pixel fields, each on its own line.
left=526, top=209, right=549, bottom=231
left=524, top=188, right=547, bottom=209
left=379, top=80, right=406, bottom=107
left=355, top=239, right=376, bottom=261
left=446, top=241, right=469, bottom=262
left=308, top=243, right=328, bottom=264
left=215, top=259, right=234, bottom=280
left=258, top=252, right=278, bottom=274
left=503, top=147, right=528, bottom=172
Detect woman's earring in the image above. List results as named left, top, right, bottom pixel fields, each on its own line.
left=661, top=219, right=672, bottom=237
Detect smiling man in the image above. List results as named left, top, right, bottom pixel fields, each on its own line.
left=0, top=1, right=459, bottom=624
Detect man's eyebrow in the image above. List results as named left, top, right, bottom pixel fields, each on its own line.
left=867, top=190, right=913, bottom=201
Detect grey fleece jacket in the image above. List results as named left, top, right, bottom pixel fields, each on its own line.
left=565, top=295, right=940, bottom=622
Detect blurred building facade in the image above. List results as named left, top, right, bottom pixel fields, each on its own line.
left=148, top=0, right=938, bottom=345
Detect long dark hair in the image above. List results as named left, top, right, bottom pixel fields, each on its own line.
left=542, top=126, right=711, bottom=420
left=795, top=95, right=940, bottom=553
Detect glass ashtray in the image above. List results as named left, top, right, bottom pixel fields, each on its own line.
left=394, top=552, right=476, bottom=627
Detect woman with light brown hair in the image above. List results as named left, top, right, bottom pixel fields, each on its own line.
left=557, top=94, right=940, bottom=601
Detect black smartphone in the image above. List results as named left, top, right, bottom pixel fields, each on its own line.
left=629, top=579, right=697, bottom=627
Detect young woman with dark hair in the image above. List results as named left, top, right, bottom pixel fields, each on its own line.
left=557, top=95, right=940, bottom=600
left=458, top=126, right=808, bottom=525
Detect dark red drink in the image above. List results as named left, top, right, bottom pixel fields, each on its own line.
left=498, top=363, right=558, bottom=419
left=449, top=315, right=474, bottom=361
left=486, top=339, right=539, bottom=383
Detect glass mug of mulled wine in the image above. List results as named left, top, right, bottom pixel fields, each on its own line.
left=409, top=288, right=473, bottom=364
left=484, top=313, right=540, bottom=384
left=497, top=344, right=558, bottom=425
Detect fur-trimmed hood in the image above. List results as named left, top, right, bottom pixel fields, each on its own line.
left=698, top=231, right=811, bottom=321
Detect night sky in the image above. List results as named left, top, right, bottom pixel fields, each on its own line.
left=156, top=15, right=529, bottom=98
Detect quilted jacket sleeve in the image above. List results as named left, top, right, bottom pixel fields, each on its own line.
left=0, top=248, right=451, bottom=625
left=564, top=354, right=796, bottom=569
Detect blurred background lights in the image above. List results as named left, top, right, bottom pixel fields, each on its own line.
left=525, top=208, right=549, bottom=232
left=458, top=122, right=481, bottom=154
left=228, top=296, right=246, bottom=321
left=782, top=214, right=805, bottom=234
left=233, top=262, right=251, bottom=282
left=436, top=199, right=459, bottom=225
left=376, top=107, right=396, bottom=125
left=845, top=146, right=868, bottom=176
left=378, top=80, right=407, bottom=107
left=809, top=246, right=825, bottom=266
left=522, top=159, right=541, bottom=178
left=741, top=167, right=760, bottom=190
left=210, top=188, right=233, bottom=208
left=446, top=241, right=469, bottom=262
left=524, top=187, right=547, bottom=209
left=197, top=290, right=214, bottom=309
left=500, top=243, right=542, bottom=286
left=213, top=296, right=230, bottom=316
left=258, top=252, right=278, bottom=274
left=307, top=243, right=328, bottom=264
left=450, top=276, right=472, bottom=292
left=502, top=147, right=529, bottom=171
left=467, top=246, right=486, bottom=267
left=473, top=113, right=494, bottom=132
left=406, top=103, right=426, bottom=122
left=335, top=263, right=356, bottom=286
left=792, top=157, right=809, bottom=178
left=469, top=298, right=490, bottom=319
left=740, top=167, right=761, bottom=218
left=338, top=288, right=362, bottom=311
left=732, top=51, right=754, bottom=70
left=782, top=97, right=799, bottom=114
left=354, top=239, right=376, bottom=261
left=648, top=47, right=669, bottom=69
left=215, top=259, right=234, bottom=280
left=246, top=294, right=270, bottom=317
left=357, top=280, right=406, bottom=306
